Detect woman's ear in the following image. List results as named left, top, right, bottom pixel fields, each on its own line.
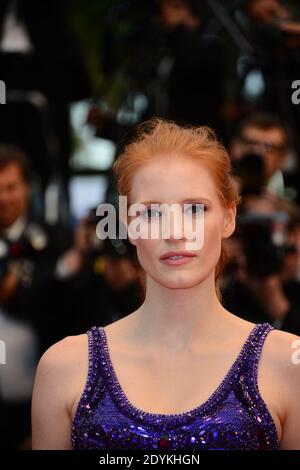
left=222, top=204, right=236, bottom=239
left=128, top=230, right=137, bottom=247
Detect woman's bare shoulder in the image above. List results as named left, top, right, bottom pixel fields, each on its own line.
left=32, top=333, right=89, bottom=449
left=229, top=314, right=300, bottom=382
left=39, top=333, right=87, bottom=364
left=263, top=328, right=300, bottom=448
left=34, top=333, right=89, bottom=399
left=262, top=328, right=300, bottom=375
left=229, top=313, right=300, bottom=365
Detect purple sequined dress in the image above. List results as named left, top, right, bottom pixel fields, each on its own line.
left=71, top=322, right=280, bottom=450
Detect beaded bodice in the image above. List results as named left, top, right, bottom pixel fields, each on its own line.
left=71, top=323, right=280, bottom=450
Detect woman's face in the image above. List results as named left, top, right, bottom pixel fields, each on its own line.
left=127, top=157, right=236, bottom=289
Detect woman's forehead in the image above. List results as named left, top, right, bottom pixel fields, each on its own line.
left=130, top=158, right=217, bottom=204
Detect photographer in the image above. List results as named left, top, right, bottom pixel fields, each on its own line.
left=243, top=0, right=300, bottom=79
left=157, top=0, right=226, bottom=133
left=0, top=145, right=72, bottom=347
left=52, top=206, right=144, bottom=337
left=244, top=0, right=300, bottom=43
left=222, top=114, right=300, bottom=334
left=0, top=145, right=72, bottom=449
left=230, top=111, right=298, bottom=201
left=242, top=0, right=300, bottom=162
left=222, top=195, right=300, bottom=335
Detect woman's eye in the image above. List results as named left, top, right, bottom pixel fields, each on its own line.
left=140, top=204, right=206, bottom=219
left=184, top=204, right=206, bottom=215
left=141, top=208, right=161, bottom=219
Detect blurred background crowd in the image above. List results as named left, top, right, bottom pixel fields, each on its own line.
left=0, top=0, right=300, bottom=450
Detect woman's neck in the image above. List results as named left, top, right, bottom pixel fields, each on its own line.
left=128, top=272, right=229, bottom=351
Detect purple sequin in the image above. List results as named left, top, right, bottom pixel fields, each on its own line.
left=71, top=323, right=280, bottom=450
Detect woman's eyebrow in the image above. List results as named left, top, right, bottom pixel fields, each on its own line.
left=139, top=198, right=212, bottom=205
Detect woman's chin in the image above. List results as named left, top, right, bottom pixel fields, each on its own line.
left=157, top=274, right=203, bottom=290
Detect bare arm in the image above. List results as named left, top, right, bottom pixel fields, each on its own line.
left=31, top=335, right=87, bottom=450
left=265, top=329, right=300, bottom=449
left=279, top=332, right=300, bottom=449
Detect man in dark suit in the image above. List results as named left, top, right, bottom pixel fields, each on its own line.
left=0, top=144, right=73, bottom=349
left=0, top=144, right=74, bottom=448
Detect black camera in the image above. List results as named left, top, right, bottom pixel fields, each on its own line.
left=237, top=212, right=294, bottom=278
left=85, top=207, right=137, bottom=261
left=0, top=223, right=48, bottom=280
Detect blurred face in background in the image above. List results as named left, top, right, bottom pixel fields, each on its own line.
left=288, top=222, right=300, bottom=258
left=159, top=0, right=201, bottom=30
left=238, top=126, right=289, bottom=181
left=242, top=194, right=279, bottom=214
left=0, top=163, right=29, bottom=229
left=247, top=0, right=289, bottom=23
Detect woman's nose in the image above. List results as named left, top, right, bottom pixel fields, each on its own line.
left=162, top=207, right=185, bottom=241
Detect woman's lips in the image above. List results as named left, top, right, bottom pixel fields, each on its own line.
left=160, top=255, right=196, bottom=266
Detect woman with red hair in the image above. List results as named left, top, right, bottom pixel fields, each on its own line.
left=32, top=118, right=300, bottom=450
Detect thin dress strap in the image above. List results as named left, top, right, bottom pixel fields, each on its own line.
left=71, top=326, right=104, bottom=447
left=241, top=322, right=274, bottom=384
left=237, top=322, right=279, bottom=449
